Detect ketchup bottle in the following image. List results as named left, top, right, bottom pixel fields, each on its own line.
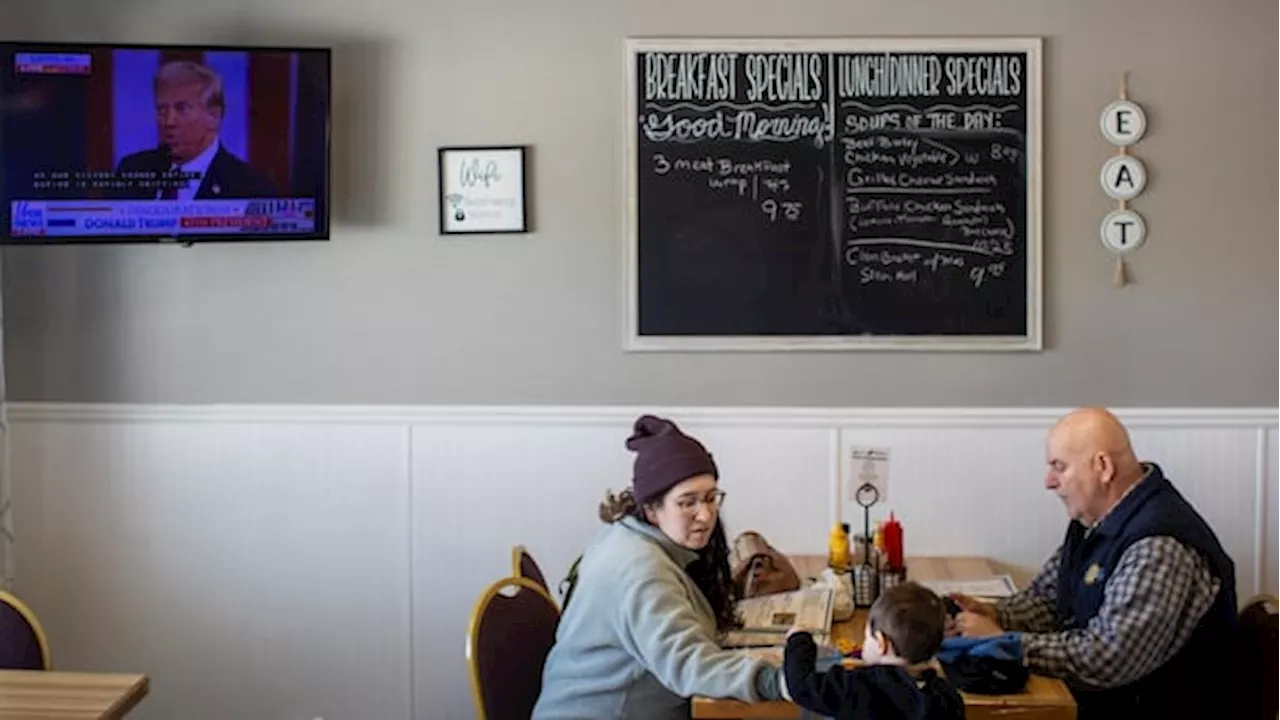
left=882, top=512, right=904, bottom=571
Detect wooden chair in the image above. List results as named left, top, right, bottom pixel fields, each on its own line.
left=465, top=576, right=560, bottom=720
left=511, top=545, right=551, bottom=597
left=0, top=589, right=51, bottom=670
left=1238, top=593, right=1278, bottom=720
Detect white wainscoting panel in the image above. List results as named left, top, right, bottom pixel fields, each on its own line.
left=4, top=404, right=1275, bottom=720
left=1125, top=427, right=1269, bottom=596
left=8, top=417, right=413, bottom=720
left=1266, top=428, right=1278, bottom=599
left=411, top=421, right=626, bottom=720
left=838, top=425, right=1057, bottom=573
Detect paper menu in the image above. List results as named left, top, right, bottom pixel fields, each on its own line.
left=722, top=586, right=834, bottom=648
left=916, top=575, right=1018, bottom=599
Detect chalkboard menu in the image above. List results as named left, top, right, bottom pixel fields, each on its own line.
left=624, top=38, right=1042, bottom=351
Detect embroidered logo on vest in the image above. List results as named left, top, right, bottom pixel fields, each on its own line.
left=1083, top=563, right=1104, bottom=585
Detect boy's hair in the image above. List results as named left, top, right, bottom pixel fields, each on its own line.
left=867, top=581, right=947, bottom=664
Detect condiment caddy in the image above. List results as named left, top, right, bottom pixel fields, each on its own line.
left=825, top=510, right=908, bottom=607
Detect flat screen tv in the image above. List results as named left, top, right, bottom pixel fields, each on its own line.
left=0, top=42, right=331, bottom=243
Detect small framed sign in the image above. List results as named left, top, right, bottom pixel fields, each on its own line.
left=437, top=145, right=529, bottom=234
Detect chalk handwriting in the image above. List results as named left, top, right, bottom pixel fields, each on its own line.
left=650, top=152, right=798, bottom=208
left=644, top=52, right=739, bottom=101
left=842, top=135, right=958, bottom=168
left=636, top=49, right=1030, bottom=300
left=761, top=198, right=802, bottom=222
left=845, top=170, right=999, bottom=192
left=743, top=53, right=825, bottom=102
left=843, top=238, right=1011, bottom=288
left=641, top=103, right=831, bottom=147
left=836, top=54, right=1022, bottom=98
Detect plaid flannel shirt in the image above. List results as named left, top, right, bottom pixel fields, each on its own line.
left=996, top=535, right=1218, bottom=688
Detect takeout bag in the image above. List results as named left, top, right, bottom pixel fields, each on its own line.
left=730, top=531, right=801, bottom=598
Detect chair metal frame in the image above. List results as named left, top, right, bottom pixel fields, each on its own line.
left=465, top=575, right=559, bottom=720
left=1240, top=593, right=1279, bottom=613
left=0, top=589, right=51, bottom=670
left=511, top=545, right=553, bottom=601
left=509, top=545, right=528, bottom=579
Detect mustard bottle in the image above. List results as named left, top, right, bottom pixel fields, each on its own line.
left=828, top=522, right=850, bottom=570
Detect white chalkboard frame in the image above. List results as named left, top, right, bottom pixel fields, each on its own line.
left=622, top=36, right=1043, bottom=352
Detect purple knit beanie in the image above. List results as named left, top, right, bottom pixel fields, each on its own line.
left=626, top=414, right=718, bottom=504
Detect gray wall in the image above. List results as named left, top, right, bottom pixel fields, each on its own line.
left=4, top=0, right=1276, bottom=406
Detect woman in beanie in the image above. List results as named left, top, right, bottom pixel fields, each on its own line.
left=532, top=415, right=784, bottom=719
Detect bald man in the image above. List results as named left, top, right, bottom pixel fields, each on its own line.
left=952, top=407, right=1236, bottom=718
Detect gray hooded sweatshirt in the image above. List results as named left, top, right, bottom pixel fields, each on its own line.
left=531, top=516, right=782, bottom=719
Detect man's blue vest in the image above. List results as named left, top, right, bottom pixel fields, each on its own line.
left=1055, top=463, right=1237, bottom=717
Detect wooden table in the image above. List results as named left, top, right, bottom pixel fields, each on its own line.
left=0, top=670, right=149, bottom=719
left=693, top=557, right=1077, bottom=720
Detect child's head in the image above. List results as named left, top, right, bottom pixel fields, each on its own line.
left=863, top=582, right=947, bottom=665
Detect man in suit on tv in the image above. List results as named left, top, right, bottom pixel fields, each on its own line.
left=114, top=60, right=279, bottom=200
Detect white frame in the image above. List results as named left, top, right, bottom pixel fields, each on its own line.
left=622, top=37, right=1043, bottom=352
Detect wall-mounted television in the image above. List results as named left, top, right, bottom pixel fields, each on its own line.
left=0, top=42, right=331, bottom=244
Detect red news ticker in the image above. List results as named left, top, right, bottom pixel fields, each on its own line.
left=179, top=215, right=271, bottom=228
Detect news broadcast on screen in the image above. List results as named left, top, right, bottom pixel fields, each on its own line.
left=0, top=42, right=332, bottom=243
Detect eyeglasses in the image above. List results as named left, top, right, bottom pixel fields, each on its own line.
left=673, top=489, right=727, bottom=515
